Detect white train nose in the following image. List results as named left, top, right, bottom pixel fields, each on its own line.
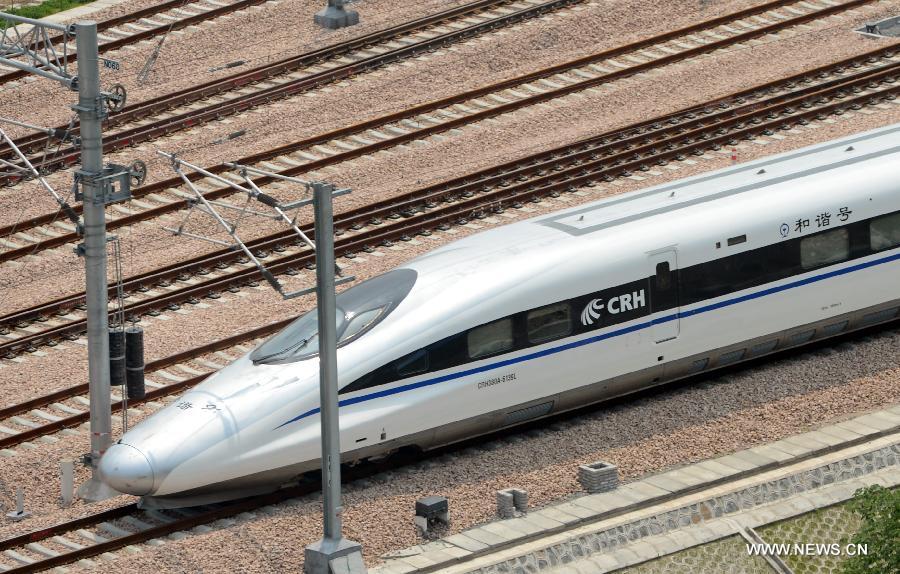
left=99, top=443, right=156, bottom=495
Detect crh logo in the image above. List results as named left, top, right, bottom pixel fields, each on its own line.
left=581, top=299, right=605, bottom=325
left=580, top=289, right=646, bottom=326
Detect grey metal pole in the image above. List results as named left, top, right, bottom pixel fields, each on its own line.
left=313, top=181, right=342, bottom=540
left=304, top=183, right=365, bottom=574
left=74, top=21, right=114, bottom=500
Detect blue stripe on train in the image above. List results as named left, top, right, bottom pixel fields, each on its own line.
left=276, top=249, right=900, bottom=429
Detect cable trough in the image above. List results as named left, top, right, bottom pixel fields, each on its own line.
left=0, top=0, right=888, bottom=265
left=0, top=47, right=897, bottom=364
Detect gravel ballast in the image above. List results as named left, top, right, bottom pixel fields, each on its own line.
left=0, top=0, right=779, bottom=226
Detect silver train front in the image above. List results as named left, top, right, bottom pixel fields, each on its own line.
left=101, top=356, right=326, bottom=504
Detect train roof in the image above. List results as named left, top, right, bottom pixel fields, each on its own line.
left=406, top=121, right=900, bottom=278
left=537, top=121, right=900, bottom=237
left=384, top=122, right=900, bottom=364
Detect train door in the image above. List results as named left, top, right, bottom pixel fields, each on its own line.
left=649, top=249, right=680, bottom=342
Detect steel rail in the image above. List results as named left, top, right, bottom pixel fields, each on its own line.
left=0, top=504, right=137, bottom=551
left=23, top=0, right=580, bottom=169
left=0, top=0, right=875, bottom=236
left=0, top=0, right=274, bottom=86
left=397, top=90, right=900, bottom=223
left=1, top=0, right=228, bottom=56
left=0, top=0, right=886, bottom=272
left=0, top=0, right=580, bottom=165
left=1, top=78, right=896, bottom=361
left=203, top=0, right=882, bottom=171
left=0, top=480, right=326, bottom=573
left=1, top=47, right=896, bottom=335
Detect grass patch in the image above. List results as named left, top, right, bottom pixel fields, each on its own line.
left=1, top=0, right=95, bottom=28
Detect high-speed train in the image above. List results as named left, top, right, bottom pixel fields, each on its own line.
left=100, top=123, right=900, bottom=507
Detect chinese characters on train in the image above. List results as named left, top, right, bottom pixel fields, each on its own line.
left=176, top=401, right=220, bottom=411
left=795, top=207, right=852, bottom=233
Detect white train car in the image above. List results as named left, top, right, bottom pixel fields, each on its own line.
left=100, top=123, right=900, bottom=507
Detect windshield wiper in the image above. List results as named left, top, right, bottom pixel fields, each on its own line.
left=252, top=336, right=312, bottom=364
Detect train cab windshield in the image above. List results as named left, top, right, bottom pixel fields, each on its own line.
left=250, top=269, right=417, bottom=365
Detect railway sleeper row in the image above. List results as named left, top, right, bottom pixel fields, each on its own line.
left=0, top=348, right=246, bottom=455
left=0, top=0, right=583, bottom=169
left=0, top=323, right=296, bottom=453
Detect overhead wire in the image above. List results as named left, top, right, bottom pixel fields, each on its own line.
left=0, top=116, right=80, bottom=269
left=0, top=120, right=591, bottom=291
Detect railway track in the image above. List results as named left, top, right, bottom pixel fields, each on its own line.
left=0, top=407, right=896, bottom=573
left=0, top=47, right=897, bottom=362
left=0, top=0, right=584, bottom=176
left=0, top=482, right=319, bottom=573
left=0, top=0, right=276, bottom=87
left=0, top=0, right=889, bottom=264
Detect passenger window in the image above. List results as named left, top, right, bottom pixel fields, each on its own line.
left=467, top=318, right=513, bottom=359
left=870, top=212, right=900, bottom=251
left=527, top=303, right=571, bottom=344
left=800, top=228, right=849, bottom=269
left=395, top=349, right=428, bottom=378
